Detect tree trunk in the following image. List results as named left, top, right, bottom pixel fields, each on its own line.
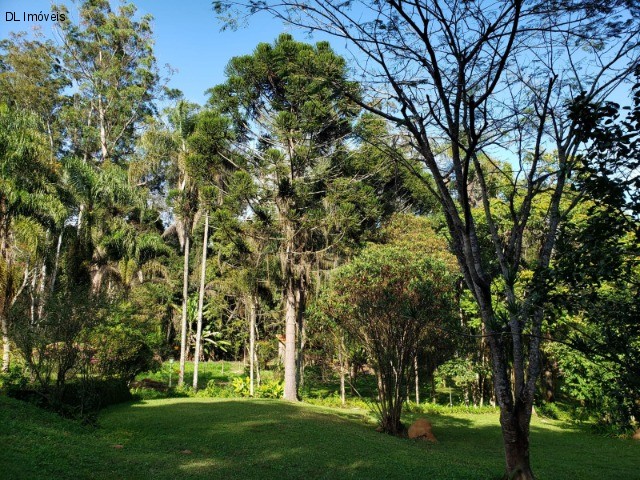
left=1, top=313, right=9, bottom=372
left=247, top=293, right=256, bottom=397
left=480, top=295, right=534, bottom=480
left=296, top=280, right=306, bottom=390
left=339, top=334, right=346, bottom=406
left=414, top=355, right=420, bottom=405
left=501, top=403, right=535, bottom=480
left=49, top=230, right=63, bottom=294
left=283, top=275, right=298, bottom=401
left=178, top=234, right=190, bottom=387
left=1, top=196, right=11, bottom=372
left=193, top=212, right=209, bottom=391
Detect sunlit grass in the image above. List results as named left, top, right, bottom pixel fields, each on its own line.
left=2, top=395, right=638, bottom=479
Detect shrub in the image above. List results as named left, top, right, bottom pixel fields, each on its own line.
left=60, top=378, right=132, bottom=416
left=536, top=402, right=561, bottom=420
left=90, top=323, right=159, bottom=382
left=257, top=379, right=284, bottom=399
left=318, top=245, right=457, bottom=435
left=204, top=380, right=235, bottom=398
left=0, top=364, right=29, bottom=394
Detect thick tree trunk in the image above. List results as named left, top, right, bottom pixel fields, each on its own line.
left=501, top=403, right=535, bottom=480
left=296, top=280, right=306, bottom=390
left=283, top=275, right=298, bottom=401
left=247, top=293, right=256, bottom=397
left=178, top=234, right=190, bottom=387
left=479, top=294, right=535, bottom=480
left=193, top=213, right=209, bottom=391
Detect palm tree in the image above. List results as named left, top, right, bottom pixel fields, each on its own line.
left=135, top=95, right=200, bottom=386
left=0, top=104, right=66, bottom=370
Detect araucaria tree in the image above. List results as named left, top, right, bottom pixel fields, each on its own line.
left=210, top=34, right=370, bottom=400
left=215, top=0, right=640, bottom=476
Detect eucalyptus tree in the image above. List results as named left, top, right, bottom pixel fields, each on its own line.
left=0, top=33, right=69, bottom=158
left=54, top=0, right=159, bottom=165
left=209, top=34, right=383, bottom=400
left=50, top=0, right=164, bottom=317
left=0, top=105, right=66, bottom=371
left=215, top=1, right=640, bottom=476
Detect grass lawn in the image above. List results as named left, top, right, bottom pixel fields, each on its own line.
left=1, top=395, right=638, bottom=479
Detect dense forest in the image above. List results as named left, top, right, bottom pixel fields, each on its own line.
left=1, top=1, right=639, bottom=479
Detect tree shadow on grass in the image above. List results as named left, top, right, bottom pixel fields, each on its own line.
left=7, top=397, right=638, bottom=480
left=94, top=399, right=501, bottom=480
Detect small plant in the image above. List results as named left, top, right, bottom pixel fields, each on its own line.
left=205, top=380, right=235, bottom=398
left=0, top=364, right=28, bottom=393
left=256, top=380, right=284, bottom=399
left=536, top=402, right=561, bottom=420
left=231, top=376, right=251, bottom=396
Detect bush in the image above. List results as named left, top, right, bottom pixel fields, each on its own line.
left=60, top=378, right=132, bottom=416
left=204, top=380, right=235, bottom=398
left=90, top=323, right=159, bottom=382
left=0, top=364, right=29, bottom=394
left=231, top=376, right=251, bottom=396
left=536, top=402, right=561, bottom=420
left=405, top=401, right=499, bottom=416
left=256, top=379, right=284, bottom=399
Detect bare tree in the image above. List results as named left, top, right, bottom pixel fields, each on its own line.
left=215, top=1, right=640, bottom=477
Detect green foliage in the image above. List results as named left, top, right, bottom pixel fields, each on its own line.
left=0, top=363, right=28, bottom=393
left=320, top=242, right=457, bottom=434
left=436, top=358, right=481, bottom=393
left=231, top=376, right=251, bottom=396
left=90, top=321, right=159, bottom=382
left=229, top=376, right=284, bottom=399
left=535, top=402, right=562, bottom=420
left=59, top=378, right=132, bottom=416
left=256, top=379, right=285, bottom=399
left=204, top=379, right=236, bottom=398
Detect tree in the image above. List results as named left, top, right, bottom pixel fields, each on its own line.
left=133, top=93, right=200, bottom=386
left=55, top=0, right=159, bottom=165
left=209, top=34, right=378, bottom=400
left=0, top=33, right=68, bottom=158
left=0, top=104, right=65, bottom=371
left=215, top=1, right=640, bottom=476
left=185, top=109, right=239, bottom=390
left=545, top=67, right=640, bottom=429
left=319, top=243, right=456, bottom=434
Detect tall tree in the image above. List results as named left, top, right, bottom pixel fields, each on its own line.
left=0, top=33, right=68, bottom=158
left=186, top=109, right=238, bottom=390
left=135, top=94, right=200, bottom=386
left=215, top=1, right=640, bottom=476
left=209, top=34, right=378, bottom=400
left=0, top=105, right=65, bottom=371
left=55, top=0, right=160, bottom=165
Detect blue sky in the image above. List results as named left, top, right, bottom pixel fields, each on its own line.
left=0, top=0, right=329, bottom=105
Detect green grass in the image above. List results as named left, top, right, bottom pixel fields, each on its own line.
left=2, top=395, right=638, bottom=479
left=137, top=360, right=247, bottom=390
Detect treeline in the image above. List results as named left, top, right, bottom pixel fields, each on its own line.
left=0, top=0, right=638, bottom=441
